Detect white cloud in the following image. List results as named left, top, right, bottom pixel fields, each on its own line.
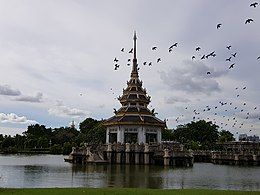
left=0, top=84, right=21, bottom=96
left=0, top=113, right=37, bottom=124
left=165, top=96, right=190, bottom=104
left=14, top=92, right=43, bottom=103
left=160, top=60, right=227, bottom=95
left=48, top=101, right=89, bottom=118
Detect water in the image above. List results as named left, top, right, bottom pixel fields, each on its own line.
left=0, top=154, right=259, bottom=190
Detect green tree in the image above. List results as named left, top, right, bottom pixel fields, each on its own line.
left=79, top=118, right=106, bottom=144
left=63, top=142, right=72, bottom=155
left=1, top=136, right=15, bottom=148
left=162, top=129, right=174, bottom=141
left=218, top=130, right=235, bottom=143
left=172, top=120, right=219, bottom=150
left=50, top=144, right=62, bottom=154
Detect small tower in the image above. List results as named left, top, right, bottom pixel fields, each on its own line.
left=103, top=32, right=166, bottom=144
left=70, top=120, right=76, bottom=129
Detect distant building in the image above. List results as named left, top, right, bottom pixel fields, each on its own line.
left=238, top=134, right=248, bottom=141
left=103, top=32, right=166, bottom=144
left=239, top=133, right=259, bottom=142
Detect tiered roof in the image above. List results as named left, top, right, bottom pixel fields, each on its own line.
left=103, top=32, right=166, bottom=127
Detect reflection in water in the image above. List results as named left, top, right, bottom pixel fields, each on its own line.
left=0, top=155, right=259, bottom=190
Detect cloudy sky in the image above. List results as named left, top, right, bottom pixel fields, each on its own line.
left=0, top=0, right=259, bottom=137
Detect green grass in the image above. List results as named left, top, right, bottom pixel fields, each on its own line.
left=0, top=188, right=259, bottom=195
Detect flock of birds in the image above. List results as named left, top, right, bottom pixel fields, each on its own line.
left=113, top=2, right=260, bottom=72
left=171, top=85, right=260, bottom=134
left=110, top=2, right=259, bottom=135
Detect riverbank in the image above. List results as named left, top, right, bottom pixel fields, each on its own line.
left=0, top=188, right=259, bottom=195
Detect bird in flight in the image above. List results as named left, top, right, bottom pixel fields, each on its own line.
left=129, top=48, right=133, bottom=53
left=192, top=56, right=195, bottom=60
left=143, top=61, right=147, bottom=65
left=242, top=86, right=247, bottom=90
left=157, top=58, right=161, bottom=63
left=121, top=48, right=124, bottom=52
left=196, top=47, right=201, bottom=51
left=231, top=53, right=237, bottom=57
left=250, top=2, right=258, bottom=7
left=245, top=18, right=254, bottom=24
left=207, top=71, right=211, bottom=75
left=201, top=55, right=205, bottom=60
left=169, top=43, right=178, bottom=49
left=229, top=63, right=235, bottom=69
left=127, top=58, right=131, bottom=62
left=216, top=23, right=222, bottom=29
left=226, top=57, right=232, bottom=61
left=226, top=45, right=231, bottom=50
left=152, top=46, right=157, bottom=50
left=114, top=57, right=119, bottom=62
left=148, top=62, right=152, bottom=66
left=257, top=56, right=260, bottom=60
left=114, top=64, right=120, bottom=70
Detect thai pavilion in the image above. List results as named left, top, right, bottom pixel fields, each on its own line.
left=103, top=32, right=166, bottom=144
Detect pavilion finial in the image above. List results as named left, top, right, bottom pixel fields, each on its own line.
left=134, top=31, right=137, bottom=60
left=131, top=31, right=138, bottom=77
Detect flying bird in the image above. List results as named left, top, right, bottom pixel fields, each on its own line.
left=209, top=51, right=215, bottom=56
left=127, top=58, right=131, bottom=62
left=143, top=62, right=147, bottom=65
left=129, top=48, right=133, bottom=53
left=121, top=48, right=124, bottom=52
left=242, top=86, right=247, bottom=90
left=201, top=55, right=205, bottom=60
left=216, top=23, right=222, bottom=29
left=226, top=45, right=231, bottom=50
left=148, top=62, right=152, bottom=66
left=231, top=53, right=237, bottom=57
left=226, top=57, right=232, bottom=61
left=169, top=43, right=178, bottom=49
left=229, top=63, right=235, bottom=69
left=250, top=2, right=258, bottom=7
left=114, top=57, right=119, bottom=62
left=245, top=18, right=254, bottom=24
left=207, top=71, right=211, bottom=75
left=169, top=48, right=173, bottom=53
left=257, top=56, right=260, bottom=60
left=192, top=56, right=195, bottom=60
left=114, top=64, right=120, bottom=70
left=196, top=47, right=201, bottom=51
left=152, top=46, right=157, bottom=50
left=157, top=58, right=161, bottom=63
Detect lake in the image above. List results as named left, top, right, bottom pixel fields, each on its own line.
left=0, top=154, right=259, bottom=190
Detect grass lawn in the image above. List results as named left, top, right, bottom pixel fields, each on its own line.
left=0, top=188, right=259, bottom=195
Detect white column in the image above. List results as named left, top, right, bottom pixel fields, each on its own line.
left=117, top=126, right=124, bottom=143
left=106, top=128, right=110, bottom=143
left=138, top=127, right=145, bottom=144
left=117, top=127, right=121, bottom=143
left=121, top=128, right=125, bottom=143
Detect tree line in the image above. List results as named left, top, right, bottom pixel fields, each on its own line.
left=0, top=118, right=234, bottom=154
left=0, top=118, right=106, bottom=154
